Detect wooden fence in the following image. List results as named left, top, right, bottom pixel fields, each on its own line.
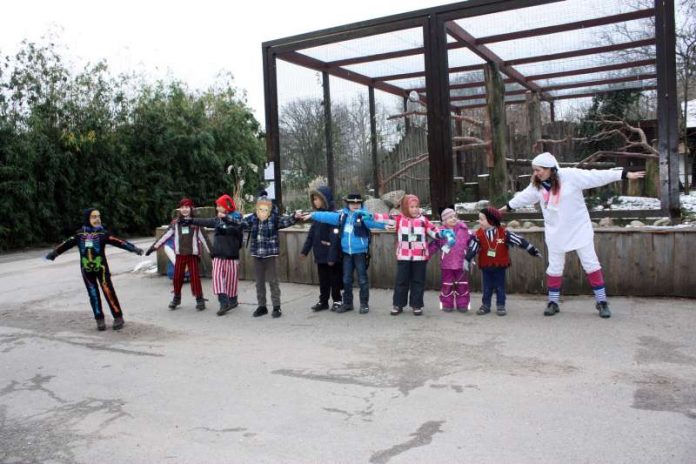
left=155, top=225, right=696, bottom=298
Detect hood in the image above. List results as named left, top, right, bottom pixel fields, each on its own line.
left=309, top=185, right=334, bottom=210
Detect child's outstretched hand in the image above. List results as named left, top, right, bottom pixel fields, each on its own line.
left=463, top=259, right=473, bottom=272
left=300, top=212, right=312, bottom=221
left=355, top=211, right=373, bottom=222
left=45, top=251, right=57, bottom=261
left=527, top=244, right=543, bottom=259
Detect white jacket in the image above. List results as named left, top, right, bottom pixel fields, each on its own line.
left=508, top=168, right=623, bottom=252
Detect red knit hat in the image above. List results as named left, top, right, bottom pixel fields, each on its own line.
left=480, top=206, right=502, bottom=227
left=215, top=194, right=236, bottom=213
left=179, top=198, right=194, bottom=208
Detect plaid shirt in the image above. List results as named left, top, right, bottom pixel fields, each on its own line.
left=235, top=212, right=296, bottom=258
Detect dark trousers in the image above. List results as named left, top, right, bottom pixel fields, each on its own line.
left=393, top=260, right=427, bottom=308
left=481, top=267, right=507, bottom=308
left=317, top=263, right=342, bottom=304
left=82, top=264, right=122, bottom=320
left=342, top=253, right=368, bottom=306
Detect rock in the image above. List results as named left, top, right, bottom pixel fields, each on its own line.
left=380, top=190, right=405, bottom=208
left=475, top=200, right=490, bottom=210
left=591, top=222, right=599, bottom=229
left=653, top=217, right=671, bottom=227
left=363, top=199, right=391, bottom=215
left=523, top=221, right=535, bottom=229
left=599, top=217, right=614, bottom=227
left=507, top=220, right=521, bottom=229
left=629, top=220, right=645, bottom=227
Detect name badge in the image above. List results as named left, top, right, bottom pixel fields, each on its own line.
left=487, top=249, right=497, bottom=258
left=181, top=226, right=190, bottom=235
left=344, top=224, right=354, bottom=234
left=85, top=240, right=94, bottom=248
left=408, top=234, right=418, bottom=242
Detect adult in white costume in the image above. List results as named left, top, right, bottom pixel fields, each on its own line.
left=502, top=152, right=645, bottom=318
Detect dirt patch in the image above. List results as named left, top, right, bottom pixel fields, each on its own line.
left=631, top=372, right=696, bottom=420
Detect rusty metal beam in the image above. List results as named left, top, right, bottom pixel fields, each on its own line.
left=525, top=59, right=656, bottom=81
left=543, top=73, right=657, bottom=92
left=506, top=38, right=655, bottom=66
left=548, top=84, right=657, bottom=100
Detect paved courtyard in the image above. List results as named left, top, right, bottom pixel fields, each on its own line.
left=1, top=239, right=695, bottom=463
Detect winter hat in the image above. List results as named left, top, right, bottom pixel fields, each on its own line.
left=480, top=206, right=502, bottom=227
left=309, top=186, right=332, bottom=210
left=441, top=208, right=456, bottom=222
left=532, top=152, right=560, bottom=169
left=83, top=207, right=98, bottom=227
left=215, top=194, right=236, bottom=213
left=400, top=194, right=420, bottom=218
left=255, top=190, right=272, bottom=208
left=179, top=198, right=195, bottom=208
left=344, top=193, right=364, bottom=204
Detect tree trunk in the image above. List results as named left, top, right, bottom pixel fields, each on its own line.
left=484, top=62, right=508, bottom=203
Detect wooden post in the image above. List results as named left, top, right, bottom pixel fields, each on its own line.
left=655, top=0, right=680, bottom=218
left=262, top=45, right=282, bottom=207
left=322, top=72, right=336, bottom=194
left=484, top=62, right=508, bottom=202
left=526, top=91, right=542, bottom=155
left=455, top=108, right=465, bottom=178
left=369, top=86, right=380, bottom=197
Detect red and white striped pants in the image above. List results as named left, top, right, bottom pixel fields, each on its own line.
left=212, top=258, right=239, bottom=297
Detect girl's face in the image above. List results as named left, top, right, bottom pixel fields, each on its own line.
left=216, top=205, right=226, bottom=214
left=478, top=212, right=491, bottom=229
left=533, top=166, right=552, bottom=181
left=256, top=204, right=271, bottom=221
left=180, top=205, right=192, bottom=217
left=445, top=216, right=458, bottom=228
left=312, top=195, right=323, bottom=209
left=89, top=210, right=101, bottom=227
left=408, top=203, right=420, bottom=217
left=348, top=202, right=361, bottom=211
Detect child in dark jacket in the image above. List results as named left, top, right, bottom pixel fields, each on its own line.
left=189, top=194, right=243, bottom=316
left=300, top=186, right=342, bottom=311
left=465, top=207, right=542, bottom=316
left=45, top=208, right=143, bottom=331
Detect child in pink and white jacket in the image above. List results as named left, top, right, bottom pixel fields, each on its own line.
left=386, top=194, right=442, bottom=316
left=428, top=208, right=471, bottom=312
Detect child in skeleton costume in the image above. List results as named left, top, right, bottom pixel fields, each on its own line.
left=300, top=186, right=343, bottom=312
left=146, top=198, right=211, bottom=311
left=465, top=207, right=541, bottom=316
left=189, top=194, right=243, bottom=316
left=428, top=208, right=471, bottom=312
left=226, top=192, right=301, bottom=318
left=503, top=152, right=645, bottom=318
left=45, top=208, right=143, bottom=331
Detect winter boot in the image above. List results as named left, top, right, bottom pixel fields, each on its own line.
left=272, top=306, right=282, bottom=318
left=253, top=306, right=268, bottom=317
left=496, top=306, right=507, bottom=316
left=228, top=295, right=239, bottom=309
left=96, top=319, right=107, bottom=331
left=217, top=294, right=231, bottom=316
left=311, top=302, right=329, bottom=312
left=359, top=304, right=369, bottom=314
left=596, top=301, right=611, bottom=318
left=476, top=305, right=491, bottom=315
left=196, top=297, right=206, bottom=311
left=544, top=302, right=560, bottom=316
left=112, top=317, right=124, bottom=330
left=168, top=295, right=181, bottom=310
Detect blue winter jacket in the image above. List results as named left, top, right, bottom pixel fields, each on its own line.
left=312, top=207, right=386, bottom=255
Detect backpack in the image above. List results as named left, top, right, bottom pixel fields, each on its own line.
left=339, top=211, right=372, bottom=269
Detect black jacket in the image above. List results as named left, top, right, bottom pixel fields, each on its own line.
left=191, top=217, right=243, bottom=259
left=301, top=186, right=341, bottom=264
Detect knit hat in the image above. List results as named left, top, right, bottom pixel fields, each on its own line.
left=532, top=152, right=560, bottom=169
left=179, top=198, right=194, bottom=208
left=480, top=207, right=502, bottom=227
left=400, top=194, right=420, bottom=218
left=215, top=194, right=236, bottom=213
left=441, top=208, right=456, bottom=222
left=344, top=193, right=364, bottom=204
left=256, top=190, right=272, bottom=207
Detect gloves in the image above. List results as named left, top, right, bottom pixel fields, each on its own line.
left=45, top=251, right=57, bottom=261
left=527, top=244, right=542, bottom=258
left=145, top=246, right=156, bottom=256
left=463, top=259, right=471, bottom=272
left=440, top=229, right=456, bottom=247
left=134, top=247, right=144, bottom=256
left=229, top=211, right=242, bottom=221
left=355, top=211, right=373, bottom=222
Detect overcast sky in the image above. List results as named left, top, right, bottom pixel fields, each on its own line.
left=0, top=0, right=452, bottom=123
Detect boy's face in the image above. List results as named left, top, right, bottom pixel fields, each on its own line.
left=256, top=204, right=271, bottom=221
left=478, top=212, right=491, bottom=229
left=216, top=205, right=227, bottom=214
left=408, top=203, right=420, bottom=217
left=89, top=210, right=101, bottom=227
left=312, top=195, right=323, bottom=209
left=445, top=216, right=458, bottom=228
left=180, top=205, right=192, bottom=217
left=348, top=202, right=360, bottom=212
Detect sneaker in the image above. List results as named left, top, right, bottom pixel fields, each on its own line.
left=311, top=302, right=330, bottom=312
left=272, top=307, right=282, bottom=318
left=168, top=296, right=181, bottom=310
left=331, top=302, right=342, bottom=312
left=476, top=305, right=491, bottom=315
left=112, top=317, right=124, bottom=330
left=412, top=307, right=423, bottom=316
left=496, top=306, right=507, bottom=316
left=195, top=298, right=206, bottom=311
left=544, top=302, right=560, bottom=316
left=253, top=306, right=268, bottom=317
left=596, top=301, right=611, bottom=318
left=336, top=303, right=353, bottom=313
left=359, top=304, right=369, bottom=314
left=391, top=306, right=403, bottom=316
left=96, top=319, right=107, bottom=331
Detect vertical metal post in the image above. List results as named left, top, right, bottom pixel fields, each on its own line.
left=262, top=45, right=282, bottom=208
left=322, top=72, right=336, bottom=194
left=369, top=86, right=380, bottom=197
left=655, top=0, right=680, bottom=217
left=423, top=13, right=453, bottom=215
left=549, top=101, right=556, bottom=122
left=526, top=91, right=542, bottom=155
left=403, top=96, right=411, bottom=133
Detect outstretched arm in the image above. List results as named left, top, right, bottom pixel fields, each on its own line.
left=45, top=235, right=77, bottom=260
left=505, top=230, right=541, bottom=258
left=569, top=167, right=644, bottom=190
left=107, top=235, right=144, bottom=255
left=506, top=183, right=540, bottom=211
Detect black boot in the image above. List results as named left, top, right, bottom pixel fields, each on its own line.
left=596, top=301, right=611, bottom=318
left=544, top=302, right=560, bottom=316
left=228, top=295, right=238, bottom=309
left=96, top=319, right=107, bottom=331
left=272, top=306, right=282, bottom=318
left=217, top=294, right=230, bottom=316
left=253, top=306, right=268, bottom=317
left=112, top=317, right=124, bottom=330
left=196, top=297, right=206, bottom=311
left=168, top=295, right=181, bottom=310
left=311, top=302, right=329, bottom=312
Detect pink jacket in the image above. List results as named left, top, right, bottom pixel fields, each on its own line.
left=428, top=221, right=470, bottom=270
left=392, top=214, right=440, bottom=261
